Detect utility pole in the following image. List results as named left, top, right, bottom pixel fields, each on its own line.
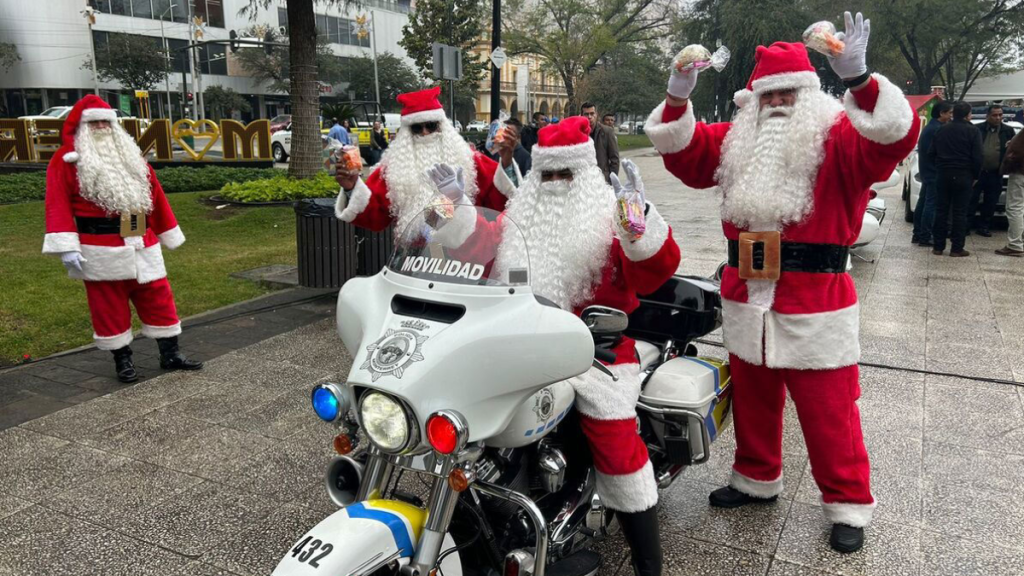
left=187, top=1, right=199, bottom=120
left=82, top=4, right=99, bottom=95
left=159, top=4, right=177, bottom=121
left=371, top=11, right=381, bottom=107
left=489, top=0, right=500, bottom=121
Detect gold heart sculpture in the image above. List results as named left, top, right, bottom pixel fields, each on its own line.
left=172, top=119, right=221, bottom=161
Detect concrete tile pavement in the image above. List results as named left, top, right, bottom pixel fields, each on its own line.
left=0, top=149, right=1023, bottom=574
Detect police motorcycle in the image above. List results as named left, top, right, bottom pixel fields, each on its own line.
left=848, top=169, right=897, bottom=268
left=272, top=206, right=732, bottom=576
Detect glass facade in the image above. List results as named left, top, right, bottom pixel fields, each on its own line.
left=90, top=0, right=223, bottom=27
left=279, top=8, right=372, bottom=48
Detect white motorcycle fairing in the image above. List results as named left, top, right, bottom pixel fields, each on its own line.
left=271, top=501, right=462, bottom=576
left=337, top=270, right=594, bottom=449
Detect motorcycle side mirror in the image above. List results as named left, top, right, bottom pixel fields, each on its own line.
left=713, top=262, right=727, bottom=283
left=581, top=306, right=628, bottom=334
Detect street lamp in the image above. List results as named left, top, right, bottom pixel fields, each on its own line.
left=81, top=5, right=99, bottom=95
left=159, top=3, right=177, bottom=121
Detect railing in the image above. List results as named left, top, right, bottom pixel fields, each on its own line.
left=496, top=81, right=567, bottom=95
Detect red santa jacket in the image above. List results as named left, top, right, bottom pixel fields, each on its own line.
left=644, top=75, right=918, bottom=370
left=42, top=146, right=184, bottom=285
left=334, top=149, right=517, bottom=232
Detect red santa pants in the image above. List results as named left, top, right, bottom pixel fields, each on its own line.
left=729, top=355, right=876, bottom=527
left=84, top=278, right=181, bottom=351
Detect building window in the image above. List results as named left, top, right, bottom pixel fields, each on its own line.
left=200, top=44, right=227, bottom=75
left=167, top=38, right=188, bottom=73
left=131, top=0, right=153, bottom=19
left=193, top=0, right=224, bottom=28
left=109, top=0, right=131, bottom=16
left=278, top=7, right=288, bottom=33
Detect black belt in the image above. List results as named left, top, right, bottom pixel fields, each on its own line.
left=727, top=239, right=848, bottom=274
left=75, top=216, right=147, bottom=235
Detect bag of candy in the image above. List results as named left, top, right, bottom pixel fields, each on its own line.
left=324, top=138, right=364, bottom=173
left=673, top=44, right=731, bottom=74
left=803, top=21, right=845, bottom=57
left=485, top=111, right=511, bottom=154
left=617, top=191, right=646, bottom=242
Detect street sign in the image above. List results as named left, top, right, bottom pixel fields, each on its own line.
left=118, top=94, right=132, bottom=115
left=135, top=90, right=149, bottom=99
left=490, top=47, right=507, bottom=69
left=432, top=43, right=463, bottom=81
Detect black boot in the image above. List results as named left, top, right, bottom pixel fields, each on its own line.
left=156, top=336, right=204, bottom=371
left=830, top=523, right=864, bottom=553
left=709, top=485, right=778, bottom=508
left=618, top=507, right=662, bottom=576
left=111, top=346, right=139, bottom=383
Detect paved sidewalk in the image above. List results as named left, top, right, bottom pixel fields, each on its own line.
left=1, top=150, right=1023, bottom=575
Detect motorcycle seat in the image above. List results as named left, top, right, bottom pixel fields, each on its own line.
left=635, top=340, right=660, bottom=372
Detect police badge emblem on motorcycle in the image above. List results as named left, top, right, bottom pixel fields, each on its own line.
left=361, top=329, right=428, bottom=381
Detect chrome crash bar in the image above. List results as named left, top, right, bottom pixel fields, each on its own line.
left=636, top=401, right=713, bottom=465
left=472, top=480, right=549, bottom=576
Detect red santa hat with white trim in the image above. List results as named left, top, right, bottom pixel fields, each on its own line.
left=396, top=86, right=449, bottom=127
left=531, top=116, right=597, bottom=172
left=60, top=94, right=119, bottom=164
left=733, top=41, right=820, bottom=109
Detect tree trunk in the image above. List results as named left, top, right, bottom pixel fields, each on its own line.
left=288, top=0, right=321, bottom=179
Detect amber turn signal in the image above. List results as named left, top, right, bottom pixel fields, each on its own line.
left=333, top=433, right=353, bottom=455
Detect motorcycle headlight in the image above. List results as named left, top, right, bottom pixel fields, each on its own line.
left=360, top=392, right=412, bottom=452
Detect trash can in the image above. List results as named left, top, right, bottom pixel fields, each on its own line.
left=294, top=198, right=393, bottom=289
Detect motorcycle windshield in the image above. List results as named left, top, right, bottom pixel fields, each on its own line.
left=388, top=204, right=530, bottom=287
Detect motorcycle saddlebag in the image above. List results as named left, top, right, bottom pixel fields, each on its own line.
left=625, top=275, right=720, bottom=345
left=639, top=356, right=732, bottom=465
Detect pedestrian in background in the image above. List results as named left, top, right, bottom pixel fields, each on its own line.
left=970, top=105, right=1014, bottom=236
left=368, top=120, right=388, bottom=167
left=930, top=101, right=983, bottom=257
left=603, top=113, right=616, bottom=129
left=911, top=101, right=953, bottom=247
left=581, top=102, right=619, bottom=183
left=520, top=112, right=548, bottom=152
left=486, top=118, right=533, bottom=176
left=996, top=129, right=1024, bottom=257
left=327, top=117, right=351, bottom=146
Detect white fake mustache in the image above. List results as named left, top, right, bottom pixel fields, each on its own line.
left=539, top=180, right=572, bottom=196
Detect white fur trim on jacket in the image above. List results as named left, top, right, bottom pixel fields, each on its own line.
left=63, top=151, right=80, bottom=164
left=595, top=460, right=659, bottom=513
left=843, top=74, right=915, bottom=145
left=571, top=363, right=641, bottom=421
left=141, top=322, right=182, bottom=339
left=731, top=468, right=785, bottom=499
left=158, top=226, right=185, bottom=250
left=721, top=298, right=861, bottom=369
left=751, top=71, right=821, bottom=97
left=618, top=202, right=670, bottom=262
left=94, top=328, right=133, bottom=351
left=335, top=180, right=372, bottom=222
left=81, top=108, right=118, bottom=123
left=69, top=243, right=167, bottom=284
left=42, top=232, right=82, bottom=254
left=431, top=204, right=478, bottom=248
left=400, top=109, right=448, bottom=127
left=493, top=160, right=521, bottom=199
left=644, top=100, right=696, bottom=155
left=531, top=140, right=598, bottom=172
left=822, top=499, right=876, bottom=528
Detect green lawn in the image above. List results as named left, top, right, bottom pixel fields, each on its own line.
left=0, top=193, right=298, bottom=367
left=617, top=134, right=654, bottom=151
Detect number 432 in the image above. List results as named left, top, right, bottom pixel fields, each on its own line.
left=291, top=536, right=334, bottom=568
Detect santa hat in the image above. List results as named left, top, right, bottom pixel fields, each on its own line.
left=60, top=94, right=118, bottom=164
left=733, top=41, right=820, bottom=109
left=532, top=116, right=596, bottom=172
left=396, top=86, right=448, bottom=127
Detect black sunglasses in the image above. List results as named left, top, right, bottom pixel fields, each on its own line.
left=410, top=122, right=440, bottom=135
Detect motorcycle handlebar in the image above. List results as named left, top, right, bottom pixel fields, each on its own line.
left=594, top=347, right=617, bottom=364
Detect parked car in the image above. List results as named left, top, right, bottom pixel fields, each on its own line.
left=269, top=114, right=292, bottom=134
left=453, top=120, right=463, bottom=132
left=466, top=120, right=488, bottom=132
left=903, top=120, right=1023, bottom=222
left=271, top=122, right=332, bottom=163
left=18, top=106, right=73, bottom=124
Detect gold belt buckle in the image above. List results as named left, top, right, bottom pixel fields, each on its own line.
left=120, top=212, right=146, bottom=238
left=737, top=231, right=781, bottom=281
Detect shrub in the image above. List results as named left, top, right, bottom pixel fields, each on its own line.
left=0, top=165, right=282, bottom=204
left=219, top=171, right=339, bottom=203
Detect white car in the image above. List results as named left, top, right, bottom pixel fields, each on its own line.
left=465, top=120, right=488, bottom=132
left=903, top=120, right=1022, bottom=221
left=271, top=123, right=328, bottom=163
left=19, top=106, right=73, bottom=124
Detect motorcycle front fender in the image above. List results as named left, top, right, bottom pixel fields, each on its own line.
left=272, top=499, right=463, bottom=576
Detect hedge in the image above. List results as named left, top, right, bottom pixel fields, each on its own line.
left=219, top=171, right=339, bottom=203
left=0, top=165, right=282, bottom=204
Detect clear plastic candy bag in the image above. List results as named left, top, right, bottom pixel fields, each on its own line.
left=617, top=192, right=646, bottom=242
left=673, top=44, right=731, bottom=74
left=323, top=139, right=363, bottom=173
left=485, top=110, right=511, bottom=154
left=803, top=21, right=845, bottom=57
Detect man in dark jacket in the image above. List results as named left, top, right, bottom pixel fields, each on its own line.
left=504, top=118, right=533, bottom=175
left=520, top=112, right=548, bottom=152
left=581, top=102, right=620, bottom=183
left=368, top=120, right=388, bottom=166
left=929, top=101, right=983, bottom=257
left=912, top=101, right=953, bottom=246
left=970, top=105, right=1016, bottom=236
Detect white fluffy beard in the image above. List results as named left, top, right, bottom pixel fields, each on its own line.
left=74, top=123, right=153, bottom=215
left=380, top=119, right=478, bottom=226
left=496, top=166, right=615, bottom=310
left=717, top=88, right=843, bottom=230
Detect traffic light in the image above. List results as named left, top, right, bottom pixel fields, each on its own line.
left=265, top=30, right=274, bottom=55
left=187, top=92, right=194, bottom=103
left=229, top=29, right=239, bottom=53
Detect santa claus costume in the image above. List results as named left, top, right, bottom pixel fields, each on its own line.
left=334, top=86, right=518, bottom=231
left=42, top=95, right=202, bottom=383
left=644, top=14, right=917, bottom=553
left=433, top=117, right=680, bottom=576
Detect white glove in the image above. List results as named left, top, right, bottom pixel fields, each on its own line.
left=667, top=67, right=698, bottom=100
left=60, top=251, right=87, bottom=273
left=427, top=163, right=466, bottom=204
left=827, top=11, right=870, bottom=80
